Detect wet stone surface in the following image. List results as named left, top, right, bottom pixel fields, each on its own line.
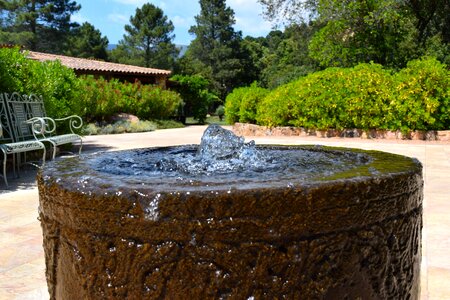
left=38, top=126, right=423, bottom=299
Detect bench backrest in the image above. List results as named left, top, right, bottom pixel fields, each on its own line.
left=0, top=94, right=15, bottom=144
left=3, top=92, right=35, bottom=142
left=27, top=94, right=47, bottom=119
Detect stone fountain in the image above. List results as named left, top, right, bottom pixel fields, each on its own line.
left=38, top=125, right=422, bottom=299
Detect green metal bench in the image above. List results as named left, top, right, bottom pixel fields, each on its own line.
left=5, top=93, right=83, bottom=159
left=0, top=92, right=83, bottom=187
left=0, top=94, right=46, bottom=187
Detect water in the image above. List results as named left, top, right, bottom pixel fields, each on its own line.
left=158, top=124, right=268, bottom=175
left=82, top=125, right=371, bottom=189
left=40, top=124, right=388, bottom=194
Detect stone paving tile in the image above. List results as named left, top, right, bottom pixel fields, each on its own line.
left=0, top=126, right=448, bottom=299
left=427, top=267, right=450, bottom=300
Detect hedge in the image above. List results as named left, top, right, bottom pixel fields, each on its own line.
left=240, top=57, right=448, bottom=132
left=225, top=82, right=269, bottom=124
left=0, top=47, right=183, bottom=124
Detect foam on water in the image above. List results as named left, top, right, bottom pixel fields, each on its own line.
left=42, top=125, right=380, bottom=192
left=88, top=125, right=371, bottom=184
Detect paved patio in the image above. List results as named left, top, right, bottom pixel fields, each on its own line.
left=0, top=125, right=449, bottom=299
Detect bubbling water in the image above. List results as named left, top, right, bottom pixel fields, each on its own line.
left=162, top=124, right=268, bottom=175
left=90, top=125, right=372, bottom=187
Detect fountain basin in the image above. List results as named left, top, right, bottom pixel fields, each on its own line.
left=38, top=145, right=423, bottom=299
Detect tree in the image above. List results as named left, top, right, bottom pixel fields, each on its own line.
left=258, top=0, right=318, bottom=24
left=187, top=0, right=247, bottom=100
left=65, top=22, right=109, bottom=60
left=0, top=0, right=81, bottom=53
left=170, top=74, right=218, bottom=124
left=261, top=24, right=318, bottom=88
left=110, top=3, right=178, bottom=69
left=405, top=0, right=450, bottom=45
left=309, top=0, right=419, bottom=67
left=259, top=0, right=449, bottom=68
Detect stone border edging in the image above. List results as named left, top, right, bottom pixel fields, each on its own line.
left=232, top=123, right=450, bottom=141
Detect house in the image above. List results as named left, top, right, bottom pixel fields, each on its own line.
left=26, top=51, right=171, bottom=88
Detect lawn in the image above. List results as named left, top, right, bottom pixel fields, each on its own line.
left=185, top=115, right=227, bottom=126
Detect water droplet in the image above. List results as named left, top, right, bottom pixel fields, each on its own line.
left=189, top=233, right=196, bottom=246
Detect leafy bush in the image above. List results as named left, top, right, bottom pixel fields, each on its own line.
left=256, top=57, right=449, bottom=131
left=215, top=105, right=225, bottom=120
left=0, top=47, right=82, bottom=119
left=224, top=83, right=269, bottom=124
left=1, top=47, right=183, bottom=125
left=82, top=120, right=157, bottom=135
left=136, top=86, right=182, bottom=121
left=77, top=76, right=183, bottom=122
left=224, top=87, right=246, bottom=124
left=391, top=57, right=449, bottom=131
left=170, top=74, right=219, bottom=124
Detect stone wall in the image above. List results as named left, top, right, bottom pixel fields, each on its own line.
left=233, top=123, right=450, bottom=141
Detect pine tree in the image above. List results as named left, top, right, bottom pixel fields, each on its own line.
left=66, top=22, right=109, bottom=60
left=0, top=0, right=80, bottom=53
left=187, top=0, right=245, bottom=99
left=111, top=3, right=178, bottom=69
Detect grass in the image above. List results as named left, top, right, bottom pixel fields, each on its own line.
left=185, top=115, right=227, bottom=126
left=81, top=115, right=227, bottom=135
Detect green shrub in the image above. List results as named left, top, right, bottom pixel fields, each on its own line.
left=256, top=58, right=448, bottom=131
left=0, top=47, right=82, bottom=119
left=135, top=87, right=183, bottom=120
left=170, top=74, right=219, bottom=124
left=82, top=120, right=157, bottom=135
left=81, top=123, right=100, bottom=135
left=78, top=76, right=183, bottom=122
left=0, top=46, right=30, bottom=92
left=391, top=57, right=449, bottom=131
left=0, top=48, right=182, bottom=124
left=224, top=83, right=268, bottom=124
left=126, top=120, right=157, bottom=133
left=224, top=87, right=245, bottom=124
left=215, top=105, right=225, bottom=120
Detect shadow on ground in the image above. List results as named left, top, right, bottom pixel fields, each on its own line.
left=0, top=143, right=115, bottom=193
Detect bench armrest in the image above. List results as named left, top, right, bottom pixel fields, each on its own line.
left=25, top=117, right=56, bottom=139
left=53, top=115, right=83, bottom=135
left=26, top=115, right=83, bottom=137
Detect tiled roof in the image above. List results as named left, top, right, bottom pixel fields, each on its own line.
left=26, top=51, right=171, bottom=76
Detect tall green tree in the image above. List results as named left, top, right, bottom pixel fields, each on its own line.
left=309, top=0, right=415, bottom=67
left=187, top=0, right=246, bottom=99
left=258, top=0, right=318, bottom=24
left=259, top=0, right=449, bottom=67
left=0, top=0, right=81, bottom=53
left=109, top=3, right=178, bottom=69
left=0, top=0, right=32, bottom=45
left=65, top=22, right=109, bottom=60
left=261, top=23, right=318, bottom=88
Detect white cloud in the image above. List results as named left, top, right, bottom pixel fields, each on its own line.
left=71, top=12, right=89, bottom=24
left=228, top=0, right=261, bottom=12
left=172, top=15, right=191, bottom=27
left=108, top=13, right=129, bottom=24
left=229, top=0, right=274, bottom=37
left=235, top=16, right=273, bottom=36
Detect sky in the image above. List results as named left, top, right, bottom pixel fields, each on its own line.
left=72, top=0, right=275, bottom=45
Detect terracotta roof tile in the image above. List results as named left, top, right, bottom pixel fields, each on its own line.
left=26, top=51, right=171, bottom=76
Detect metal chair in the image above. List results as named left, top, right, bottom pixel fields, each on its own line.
left=4, top=92, right=83, bottom=159
left=0, top=94, right=46, bottom=187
